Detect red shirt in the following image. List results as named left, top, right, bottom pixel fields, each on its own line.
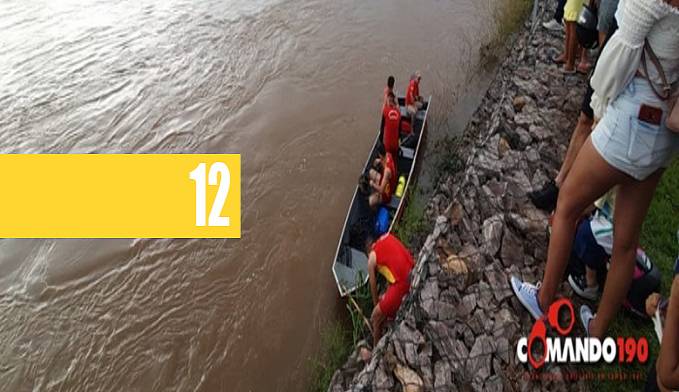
left=382, top=104, right=400, bottom=156
left=381, top=153, right=397, bottom=203
left=373, top=234, right=414, bottom=284
left=405, top=79, right=419, bottom=107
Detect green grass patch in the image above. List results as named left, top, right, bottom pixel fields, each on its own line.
left=493, top=0, right=533, bottom=42
left=308, top=280, right=375, bottom=392
left=393, top=187, right=432, bottom=250
left=482, top=0, right=533, bottom=63
left=394, top=135, right=464, bottom=250
left=431, top=135, right=465, bottom=186
left=308, top=321, right=352, bottom=392
left=591, top=160, right=679, bottom=391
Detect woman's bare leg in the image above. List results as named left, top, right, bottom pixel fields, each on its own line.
left=589, top=169, right=664, bottom=338
left=537, top=138, right=626, bottom=311
left=555, top=112, right=594, bottom=186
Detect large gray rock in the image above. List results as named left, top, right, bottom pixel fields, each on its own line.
left=505, top=170, right=533, bottom=198
left=500, top=226, right=524, bottom=268
left=529, top=124, right=551, bottom=141
left=419, top=278, right=440, bottom=320
left=426, top=321, right=469, bottom=379
left=467, top=308, right=486, bottom=335
left=372, top=361, right=394, bottom=391
left=485, top=375, right=504, bottom=392
left=392, top=321, right=425, bottom=369
left=482, top=214, right=504, bottom=257
left=433, top=360, right=455, bottom=392
left=466, top=335, right=494, bottom=384
left=476, top=281, right=495, bottom=310
left=438, top=301, right=457, bottom=322
left=460, top=292, right=477, bottom=318
left=484, top=261, right=513, bottom=302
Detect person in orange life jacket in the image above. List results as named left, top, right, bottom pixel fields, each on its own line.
left=367, top=144, right=397, bottom=209
left=405, top=71, right=423, bottom=124
left=351, top=223, right=414, bottom=346
left=382, top=92, right=401, bottom=157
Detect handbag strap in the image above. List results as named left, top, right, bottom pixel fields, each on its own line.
left=642, top=39, right=672, bottom=101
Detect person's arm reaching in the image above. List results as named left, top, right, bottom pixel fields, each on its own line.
left=368, top=251, right=378, bottom=307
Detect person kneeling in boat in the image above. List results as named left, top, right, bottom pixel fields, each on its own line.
left=351, top=224, right=414, bottom=346
left=366, top=145, right=397, bottom=209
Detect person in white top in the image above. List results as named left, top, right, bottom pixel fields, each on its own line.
left=511, top=0, right=679, bottom=339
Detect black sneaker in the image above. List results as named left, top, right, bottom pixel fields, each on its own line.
left=528, top=180, right=559, bottom=212
left=568, top=273, right=599, bottom=301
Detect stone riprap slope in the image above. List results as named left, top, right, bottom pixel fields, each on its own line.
left=329, top=1, right=592, bottom=391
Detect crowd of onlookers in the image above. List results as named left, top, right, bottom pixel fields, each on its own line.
left=511, top=0, right=679, bottom=389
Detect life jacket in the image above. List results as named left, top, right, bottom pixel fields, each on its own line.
left=381, top=153, right=397, bottom=204
left=405, top=79, right=419, bottom=107
left=382, top=105, right=400, bottom=156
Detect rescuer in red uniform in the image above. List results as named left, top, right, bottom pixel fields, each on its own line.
left=350, top=224, right=414, bottom=346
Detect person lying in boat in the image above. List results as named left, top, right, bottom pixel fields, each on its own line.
left=405, top=71, right=423, bottom=124
left=366, top=145, right=397, bottom=209
left=350, top=224, right=414, bottom=347
left=382, top=91, right=401, bottom=157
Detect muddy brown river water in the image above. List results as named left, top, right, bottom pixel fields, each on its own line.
left=0, top=0, right=500, bottom=390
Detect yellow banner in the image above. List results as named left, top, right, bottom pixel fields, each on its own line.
left=0, top=154, right=241, bottom=238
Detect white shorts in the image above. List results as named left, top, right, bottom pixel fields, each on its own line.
left=591, top=77, right=679, bottom=181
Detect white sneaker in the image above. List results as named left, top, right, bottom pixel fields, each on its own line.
left=510, top=276, right=544, bottom=320
left=580, top=305, right=595, bottom=336
left=542, top=19, right=564, bottom=31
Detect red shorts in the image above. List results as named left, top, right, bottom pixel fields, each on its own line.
left=378, top=281, right=410, bottom=318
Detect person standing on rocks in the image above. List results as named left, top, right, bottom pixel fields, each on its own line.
left=351, top=224, right=414, bottom=346
left=512, top=0, right=679, bottom=339
left=530, top=6, right=620, bottom=211
left=553, top=0, right=589, bottom=73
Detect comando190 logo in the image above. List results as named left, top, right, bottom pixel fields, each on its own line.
left=516, top=298, right=649, bottom=369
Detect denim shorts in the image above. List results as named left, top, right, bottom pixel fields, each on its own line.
left=591, top=77, right=679, bottom=181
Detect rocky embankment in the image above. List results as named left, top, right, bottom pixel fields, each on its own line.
left=328, top=1, right=594, bottom=391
